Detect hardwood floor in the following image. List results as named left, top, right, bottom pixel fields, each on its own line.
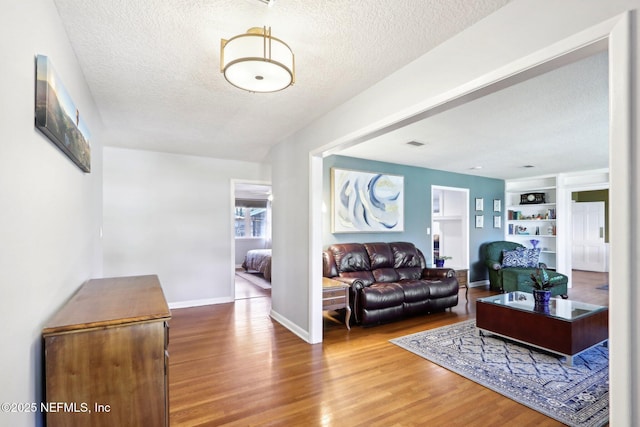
left=169, top=271, right=609, bottom=426
left=234, top=272, right=271, bottom=300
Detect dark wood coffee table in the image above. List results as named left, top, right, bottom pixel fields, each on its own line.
left=476, top=291, right=608, bottom=365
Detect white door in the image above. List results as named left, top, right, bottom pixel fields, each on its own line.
left=431, top=186, right=469, bottom=269
left=572, top=202, right=606, bottom=271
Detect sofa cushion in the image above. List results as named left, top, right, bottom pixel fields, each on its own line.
left=521, top=248, right=541, bottom=267
left=340, top=271, right=375, bottom=287
left=501, top=247, right=540, bottom=268
left=399, top=279, right=430, bottom=302
left=396, top=267, right=422, bottom=280
left=330, top=243, right=371, bottom=272
left=364, top=242, right=394, bottom=269
left=390, top=242, right=423, bottom=269
left=360, top=283, right=404, bottom=309
left=372, top=268, right=400, bottom=282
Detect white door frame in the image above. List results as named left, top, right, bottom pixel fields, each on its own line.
left=558, top=176, right=609, bottom=286
left=309, top=13, right=637, bottom=424
left=230, top=179, right=272, bottom=300
left=572, top=201, right=607, bottom=272
left=431, top=185, right=469, bottom=269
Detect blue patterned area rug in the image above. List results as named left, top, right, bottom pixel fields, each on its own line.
left=390, top=320, right=608, bottom=427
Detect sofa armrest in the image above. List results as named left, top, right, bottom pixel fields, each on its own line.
left=329, top=276, right=365, bottom=291
left=422, top=267, right=455, bottom=279
left=485, top=259, right=502, bottom=271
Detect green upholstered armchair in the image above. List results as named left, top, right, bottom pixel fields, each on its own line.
left=483, top=241, right=568, bottom=297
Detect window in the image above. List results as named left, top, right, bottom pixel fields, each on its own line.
left=235, top=200, right=268, bottom=238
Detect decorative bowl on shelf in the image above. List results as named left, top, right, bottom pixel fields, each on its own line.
left=530, top=239, right=540, bottom=249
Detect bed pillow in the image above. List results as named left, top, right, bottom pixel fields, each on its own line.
left=501, top=247, right=540, bottom=268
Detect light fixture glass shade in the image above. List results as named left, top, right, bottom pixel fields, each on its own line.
left=221, top=27, right=295, bottom=93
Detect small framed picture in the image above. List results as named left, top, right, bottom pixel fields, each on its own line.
left=494, top=215, right=502, bottom=228
left=493, top=199, right=501, bottom=212
left=475, top=215, right=484, bottom=228
left=475, top=198, right=484, bottom=211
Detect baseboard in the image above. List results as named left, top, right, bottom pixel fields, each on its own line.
left=270, top=309, right=311, bottom=343
left=469, top=279, right=490, bottom=288
left=169, top=296, right=234, bottom=309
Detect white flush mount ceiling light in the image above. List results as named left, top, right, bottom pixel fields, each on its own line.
left=220, top=26, right=295, bottom=93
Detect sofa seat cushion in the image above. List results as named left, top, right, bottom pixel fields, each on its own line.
left=426, top=278, right=460, bottom=298
left=361, top=306, right=405, bottom=326
left=360, top=283, right=404, bottom=309
left=399, top=279, right=430, bottom=302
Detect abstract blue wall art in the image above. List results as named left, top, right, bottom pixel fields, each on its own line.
left=331, top=168, right=404, bottom=233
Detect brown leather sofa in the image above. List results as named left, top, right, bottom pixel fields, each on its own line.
left=323, top=242, right=459, bottom=326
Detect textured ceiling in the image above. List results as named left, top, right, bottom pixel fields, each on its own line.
left=339, top=51, right=609, bottom=180
left=54, top=0, right=608, bottom=181
left=53, top=0, right=512, bottom=163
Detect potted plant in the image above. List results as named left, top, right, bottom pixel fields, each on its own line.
left=530, top=267, right=554, bottom=308
left=434, top=255, right=452, bottom=268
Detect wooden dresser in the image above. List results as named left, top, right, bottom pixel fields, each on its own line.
left=42, top=275, right=171, bottom=427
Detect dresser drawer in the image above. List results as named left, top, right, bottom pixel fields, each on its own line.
left=323, top=296, right=346, bottom=308
left=323, top=289, right=346, bottom=299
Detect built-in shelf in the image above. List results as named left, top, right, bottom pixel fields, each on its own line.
left=505, top=176, right=558, bottom=269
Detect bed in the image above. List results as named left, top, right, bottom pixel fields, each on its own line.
left=241, top=249, right=272, bottom=282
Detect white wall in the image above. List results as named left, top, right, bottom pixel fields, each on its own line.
left=0, top=1, right=104, bottom=426
left=103, top=147, right=270, bottom=306
left=235, top=238, right=267, bottom=266
left=270, top=0, right=639, bottom=424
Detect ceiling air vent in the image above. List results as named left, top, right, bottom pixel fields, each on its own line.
left=406, top=141, right=425, bottom=147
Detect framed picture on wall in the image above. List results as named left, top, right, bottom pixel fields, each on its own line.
left=493, top=199, right=501, bottom=212
left=475, top=198, right=484, bottom=211
left=331, top=168, right=404, bottom=233
left=35, top=54, right=91, bottom=173
left=494, top=215, right=502, bottom=228
left=475, top=215, right=484, bottom=228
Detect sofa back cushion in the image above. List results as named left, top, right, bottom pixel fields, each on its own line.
left=390, top=242, right=423, bottom=269
left=325, top=241, right=427, bottom=284
left=340, top=270, right=375, bottom=287
left=372, top=268, right=400, bottom=282
left=364, top=242, right=394, bottom=269
left=390, top=242, right=424, bottom=280
left=328, top=243, right=371, bottom=272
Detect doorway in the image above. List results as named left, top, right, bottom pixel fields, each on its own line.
left=431, top=186, right=469, bottom=270
left=571, top=189, right=609, bottom=272
left=232, top=181, right=273, bottom=300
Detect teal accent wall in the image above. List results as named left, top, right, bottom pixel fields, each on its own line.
left=323, top=155, right=505, bottom=282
